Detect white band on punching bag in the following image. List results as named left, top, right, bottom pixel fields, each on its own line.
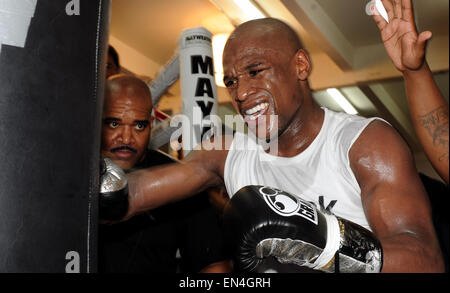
left=179, top=27, right=218, bottom=155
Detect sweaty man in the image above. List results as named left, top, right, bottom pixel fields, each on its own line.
left=99, top=75, right=230, bottom=273
left=103, top=3, right=444, bottom=273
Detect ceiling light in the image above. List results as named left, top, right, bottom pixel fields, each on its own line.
left=209, top=0, right=267, bottom=26
left=326, top=88, right=358, bottom=115
left=212, top=33, right=230, bottom=87
left=232, top=0, right=265, bottom=20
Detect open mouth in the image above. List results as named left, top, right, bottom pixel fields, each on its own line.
left=243, top=102, right=270, bottom=123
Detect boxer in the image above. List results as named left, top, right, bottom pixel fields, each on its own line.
left=101, top=1, right=444, bottom=272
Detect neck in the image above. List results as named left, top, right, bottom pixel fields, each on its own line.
left=271, top=94, right=324, bottom=158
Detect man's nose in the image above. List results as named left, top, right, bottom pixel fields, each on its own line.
left=118, top=126, right=134, bottom=145
left=236, top=79, right=257, bottom=102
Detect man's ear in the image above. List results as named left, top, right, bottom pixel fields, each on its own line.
left=294, top=49, right=312, bottom=81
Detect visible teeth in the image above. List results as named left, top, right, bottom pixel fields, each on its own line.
left=245, top=102, right=269, bottom=115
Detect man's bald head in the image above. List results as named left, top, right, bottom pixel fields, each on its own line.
left=226, top=18, right=304, bottom=59
left=105, top=74, right=152, bottom=108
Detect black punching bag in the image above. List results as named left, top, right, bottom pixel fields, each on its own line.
left=0, top=0, right=110, bottom=272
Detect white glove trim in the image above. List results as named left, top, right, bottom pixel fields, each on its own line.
left=306, top=212, right=340, bottom=270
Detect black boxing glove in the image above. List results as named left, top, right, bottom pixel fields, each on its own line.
left=99, top=157, right=129, bottom=221
left=222, top=185, right=383, bottom=273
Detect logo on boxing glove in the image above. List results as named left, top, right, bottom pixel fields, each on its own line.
left=258, top=186, right=318, bottom=225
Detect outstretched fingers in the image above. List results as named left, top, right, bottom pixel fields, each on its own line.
left=401, top=0, right=415, bottom=23
left=381, top=0, right=395, bottom=21
left=393, top=0, right=403, bottom=20
left=372, top=11, right=388, bottom=31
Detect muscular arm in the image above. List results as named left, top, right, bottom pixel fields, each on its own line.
left=125, top=136, right=230, bottom=219
left=350, top=120, right=444, bottom=272
left=403, top=64, right=449, bottom=184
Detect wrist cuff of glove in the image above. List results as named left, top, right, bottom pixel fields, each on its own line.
left=99, top=185, right=129, bottom=221
left=305, top=212, right=341, bottom=271
left=323, top=218, right=383, bottom=273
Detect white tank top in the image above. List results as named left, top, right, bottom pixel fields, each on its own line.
left=224, top=108, right=387, bottom=231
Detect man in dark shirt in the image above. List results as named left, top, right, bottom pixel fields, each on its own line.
left=98, top=74, right=230, bottom=273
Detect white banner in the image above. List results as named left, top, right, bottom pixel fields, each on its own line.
left=179, top=27, right=218, bottom=154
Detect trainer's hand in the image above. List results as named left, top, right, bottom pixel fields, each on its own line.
left=372, top=0, right=432, bottom=72
left=99, top=157, right=130, bottom=223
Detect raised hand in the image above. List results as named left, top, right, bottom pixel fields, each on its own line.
left=372, top=0, right=432, bottom=72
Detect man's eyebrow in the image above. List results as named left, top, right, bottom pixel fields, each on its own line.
left=244, top=62, right=263, bottom=70
left=223, top=62, right=265, bottom=82
left=103, top=117, right=121, bottom=122
left=223, top=62, right=263, bottom=80
left=134, top=120, right=150, bottom=125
